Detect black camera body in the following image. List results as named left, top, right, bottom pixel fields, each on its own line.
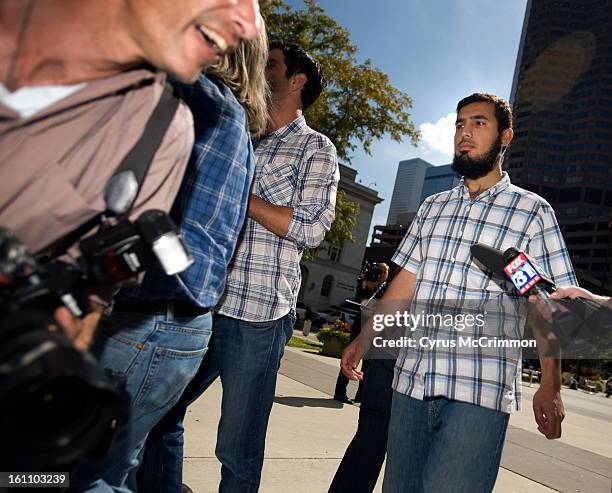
left=0, top=230, right=123, bottom=471
left=79, top=209, right=193, bottom=285
left=362, top=261, right=383, bottom=282
left=0, top=210, right=192, bottom=471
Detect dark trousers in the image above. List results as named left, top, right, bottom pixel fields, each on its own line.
left=329, top=357, right=395, bottom=493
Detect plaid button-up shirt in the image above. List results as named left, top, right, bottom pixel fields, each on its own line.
left=217, top=116, right=339, bottom=321
left=130, top=75, right=254, bottom=308
left=392, top=172, right=576, bottom=412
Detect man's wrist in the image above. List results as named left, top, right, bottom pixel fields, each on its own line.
left=539, top=360, right=562, bottom=390
left=539, top=379, right=561, bottom=391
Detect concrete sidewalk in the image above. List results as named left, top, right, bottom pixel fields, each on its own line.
left=183, top=344, right=612, bottom=493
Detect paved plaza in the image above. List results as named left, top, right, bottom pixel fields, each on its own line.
left=183, top=334, right=612, bottom=492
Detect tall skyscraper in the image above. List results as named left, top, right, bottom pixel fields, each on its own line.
left=420, top=165, right=460, bottom=204
left=369, top=162, right=459, bottom=266
left=507, top=0, right=612, bottom=293
left=386, top=158, right=432, bottom=224
left=387, top=159, right=460, bottom=225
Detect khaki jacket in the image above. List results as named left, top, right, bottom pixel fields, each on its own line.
left=0, top=69, right=193, bottom=254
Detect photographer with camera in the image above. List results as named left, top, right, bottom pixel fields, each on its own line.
left=330, top=262, right=390, bottom=492
left=0, top=0, right=261, bottom=346
left=0, top=0, right=262, bottom=485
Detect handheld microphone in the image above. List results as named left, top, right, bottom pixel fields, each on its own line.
left=501, top=247, right=555, bottom=299
left=470, top=243, right=554, bottom=298
left=469, top=243, right=506, bottom=278
left=470, top=243, right=606, bottom=351
left=498, top=248, right=574, bottom=335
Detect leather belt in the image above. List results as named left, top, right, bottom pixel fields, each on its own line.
left=113, top=298, right=210, bottom=317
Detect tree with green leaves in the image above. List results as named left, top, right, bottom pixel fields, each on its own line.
left=263, top=0, right=419, bottom=257
left=263, top=0, right=419, bottom=162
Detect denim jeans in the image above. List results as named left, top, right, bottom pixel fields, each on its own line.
left=70, top=306, right=212, bottom=493
left=329, top=357, right=395, bottom=493
left=382, top=391, right=509, bottom=493
left=137, top=312, right=295, bottom=493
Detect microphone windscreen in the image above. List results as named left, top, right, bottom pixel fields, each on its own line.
left=502, top=247, right=520, bottom=264
left=470, top=243, right=506, bottom=277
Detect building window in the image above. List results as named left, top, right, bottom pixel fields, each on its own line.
left=317, top=242, right=343, bottom=263
left=320, top=275, right=334, bottom=297
left=328, top=244, right=342, bottom=262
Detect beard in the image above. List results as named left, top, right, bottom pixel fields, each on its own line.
left=452, top=136, right=502, bottom=179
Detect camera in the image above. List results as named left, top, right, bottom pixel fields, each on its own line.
left=0, top=210, right=193, bottom=471
left=361, top=261, right=384, bottom=283
left=0, top=228, right=124, bottom=472
left=79, top=209, right=193, bottom=285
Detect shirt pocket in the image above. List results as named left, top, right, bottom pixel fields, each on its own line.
left=477, top=229, right=528, bottom=254
left=256, top=164, right=297, bottom=206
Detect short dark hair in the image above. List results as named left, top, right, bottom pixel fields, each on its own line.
left=269, top=41, right=326, bottom=111
left=456, top=93, right=513, bottom=133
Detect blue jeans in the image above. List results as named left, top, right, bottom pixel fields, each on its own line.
left=70, top=306, right=212, bottom=493
left=382, top=391, right=509, bottom=493
left=137, top=312, right=295, bottom=493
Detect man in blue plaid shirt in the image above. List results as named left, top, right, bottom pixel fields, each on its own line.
left=74, top=74, right=254, bottom=492
left=342, top=93, right=576, bottom=493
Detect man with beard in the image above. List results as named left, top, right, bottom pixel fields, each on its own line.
left=341, top=93, right=576, bottom=492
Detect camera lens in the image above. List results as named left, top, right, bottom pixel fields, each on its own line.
left=0, top=335, right=123, bottom=470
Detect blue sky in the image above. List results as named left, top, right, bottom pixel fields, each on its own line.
left=285, top=0, right=528, bottom=233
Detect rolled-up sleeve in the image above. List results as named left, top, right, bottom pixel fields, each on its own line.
left=286, top=142, right=339, bottom=249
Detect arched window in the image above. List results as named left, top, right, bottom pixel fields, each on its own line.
left=320, top=275, right=333, bottom=297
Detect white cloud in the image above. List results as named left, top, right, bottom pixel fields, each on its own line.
left=418, top=112, right=456, bottom=157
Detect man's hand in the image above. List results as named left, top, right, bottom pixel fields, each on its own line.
left=341, top=337, right=366, bottom=380
left=340, top=267, right=417, bottom=380
left=529, top=286, right=609, bottom=321
left=549, top=286, right=608, bottom=303
left=532, top=383, right=565, bottom=439
left=53, top=305, right=103, bottom=351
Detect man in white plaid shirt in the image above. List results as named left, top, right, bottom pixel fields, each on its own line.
left=342, top=93, right=576, bottom=493
left=189, top=42, right=338, bottom=492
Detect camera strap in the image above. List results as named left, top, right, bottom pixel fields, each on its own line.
left=104, top=82, right=181, bottom=216
left=48, top=82, right=180, bottom=259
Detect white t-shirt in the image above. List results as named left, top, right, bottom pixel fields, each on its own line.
left=0, top=82, right=86, bottom=118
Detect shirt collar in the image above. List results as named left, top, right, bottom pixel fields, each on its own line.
left=456, top=171, right=511, bottom=201
left=266, top=115, right=306, bottom=142
left=0, top=68, right=160, bottom=125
